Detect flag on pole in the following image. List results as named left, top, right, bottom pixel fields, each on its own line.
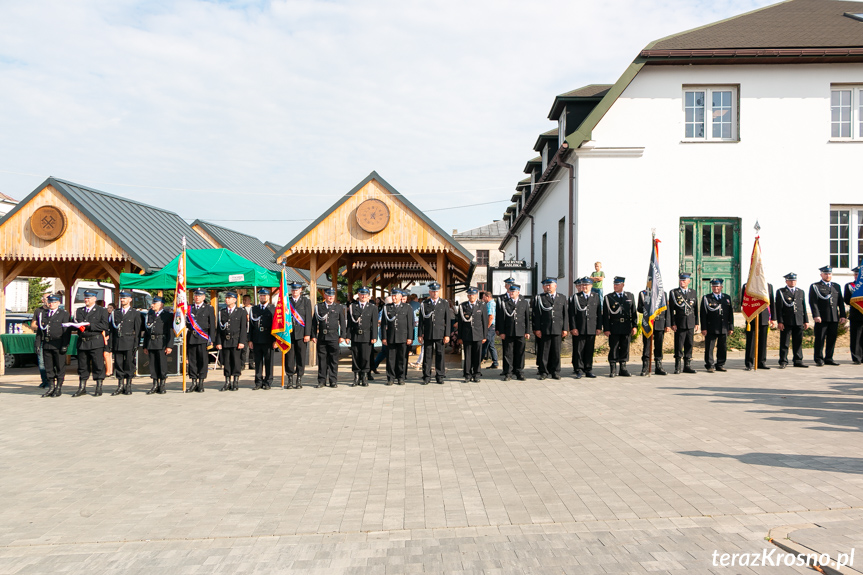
left=173, top=237, right=188, bottom=335
left=271, top=267, right=293, bottom=353
left=642, top=236, right=667, bottom=338
left=849, top=266, right=863, bottom=315
left=741, top=236, right=770, bottom=323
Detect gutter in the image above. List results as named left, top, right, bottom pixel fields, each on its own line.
left=641, top=47, right=863, bottom=59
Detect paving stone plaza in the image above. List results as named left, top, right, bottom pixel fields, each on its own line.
left=1, top=351, right=861, bottom=574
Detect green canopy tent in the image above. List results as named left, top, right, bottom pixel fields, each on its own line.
left=119, top=248, right=280, bottom=290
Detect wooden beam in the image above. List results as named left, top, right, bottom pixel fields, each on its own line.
left=314, top=252, right=342, bottom=282
left=99, top=261, right=122, bottom=286
left=437, top=252, right=446, bottom=284
left=1, top=262, right=27, bottom=290
left=410, top=253, right=438, bottom=280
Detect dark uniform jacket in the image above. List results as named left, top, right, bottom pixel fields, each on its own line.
left=34, top=308, right=72, bottom=352
left=346, top=301, right=378, bottom=343
left=844, top=283, right=863, bottom=323
left=602, top=291, right=638, bottom=334
left=289, top=296, right=312, bottom=339
left=498, top=297, right=531, bottom=337
left=187, top=303, right=216, bottom=345
left=569, top=291, right=601, bottom=334
left=494, top=293, right=510, bottom=326
left=381, top=302, right=415, bottom=344
left=74, top=305, right=109, bottom=351
left=776, top=286, right=808, bottom=326
left=741, top=283, right=775, bottom=326
left=456, top=300, right=487, bottom=343
left=532, top=292, right=568, bottom=335
left=668, top=287, right=699, bottom=329
left=215, top=306, right=248, bottom=348
left=110, top=307, right=143, bottom=352
left=249, top=303, right=275, bottom=344
left=636, top=291, right=668, bottom=330
left=311, top=302, right=346, bottom=343
left=700, top=293, right=734, bottom=334
left=809, top=281, right=846, bottom=322
left=144, top=309, right=174, bottom=350
left=418, top=299, right=454, bottom=340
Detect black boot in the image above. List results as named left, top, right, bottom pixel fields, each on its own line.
left=93, top=380, right=103, bottom=397
left=42, top=378, right=57, bottom=398
left=619, top=362, right=631, bottom=377
left=232, top=376, right=239, bottom=391
left=674, top=359, right=681, bottom=374
left=285, top=375, right=293, bottom=389
left=640, top=361, right=649, bottom=376
left=295, top=376, right=303, bottom=389
left=73, top=378, right=88, bottom=397
left=351, top=373, right=358, bottom=387
left=654, top=360, right=667, bottom=376
left=253, top=379, right=262, bottom=390
left=361, top=373, right=368, bottom=387
left=196, top=378, right=205, bottom=392
left=111, top=378, right=124, bottom=396
left=367, top=372, right=374, bottom=381
left=158, top=378, right=167, bottom=394
left=51, top=377, right=64, bottom=397
left=220, top=377, right=230, bottom=392
left=609, top=362, right=617, bottom=378
left=124, top=377, right=133, bottom=395
left=398, top=379, right=405, bottom=386
left=386, top=378, right=393, bottom=386
left=147, top=378, right=158, bottom=395
left=186, top=379, right=196, bottom=393
left=683, top=360, right=696, bottom=374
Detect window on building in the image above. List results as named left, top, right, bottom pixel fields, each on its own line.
left=683, top=86, right=738, bottom=141
left=831, top=86, right=863, bottom=140
left=542, top=233, right=548, bottom=279
left=475, top=282, right=487, bottom=293
left=558, top=218, right=566, bottom=278
left=541, top=144, right=549, bottom=173
left=530, top=171, right=536, bottom=193
left=558, top=112, right=566, bottom=147
left=476, top=250, right=489, bottom=266
left=828, top=207, right=863, bottom=270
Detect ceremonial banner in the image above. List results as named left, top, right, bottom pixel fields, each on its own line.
left=849, top=266, right=863, bottom=315
left=642, top=237, right=667, bottom=338
left=173, top=237, right=188, bottom=335
left=271, top=267, right=293, bottom=353
left=741, top=237, right=770, bottom=323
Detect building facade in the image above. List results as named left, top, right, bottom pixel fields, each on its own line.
left=501, top=0, right=863, bottom=303
left=453, top=221, right=508, bottom=292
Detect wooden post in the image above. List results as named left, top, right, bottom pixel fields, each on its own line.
left=309, top=254, right=317, bottom=367
left=0, top=261, right=5, bottom=376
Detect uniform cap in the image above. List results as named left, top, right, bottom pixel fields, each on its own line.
left=710, top=278, right=724, bottom=285
left=582, top=277, right=594, bottom=285
left=508, top=284, right=520, bottom=291
left=541, top=278, right=557, bottom=285
left=466, top=287, right=478, bottom=295
left=613, top=276, right=625, bottom=284
left=503, top=277, right=516, bottom=284
left=679, top=273, right=691, bottom=280
left=820, top=265, right=833, bottom=273
left=224, top=291, right=237, bottom=299
left=257, top=288, right=271, bottom=295
left=193, top=288, right=207, bottom=296
left=47, top=294, right=60, bottom=303
left=119, top=291, right=133, bottom=298
left=289, top=282, right=303, bottom=290
left=323, top=287, right=336, bottom=296
left=853, top=266, right=862, bottom=273
left=428, top=282, right=441, bottom=291
left=83, top=290, right=98, bottom=298
left=152, top=296, right=165, bottom=303
left=357, top=287, right=370, bottom=294
left=783, top=272, right=797, bottom=280
left=573, top=278, right=583, bottom=285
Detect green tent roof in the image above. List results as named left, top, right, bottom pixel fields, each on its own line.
left=119, top=249, right=280, bottom=290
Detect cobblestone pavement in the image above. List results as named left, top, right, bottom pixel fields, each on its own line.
left=1, top=351, right=861, bottom=574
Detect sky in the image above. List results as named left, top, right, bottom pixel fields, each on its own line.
left=0, top=0, right=776, bottom=245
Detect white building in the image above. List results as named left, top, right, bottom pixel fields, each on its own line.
left=501, top=0, right=863, bottom=304
left=453, top=221, right=508, bottom=292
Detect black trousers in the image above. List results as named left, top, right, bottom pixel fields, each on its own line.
left=316, top=339, right=339, bottom=384
left=285, top=337, right=307, bottom=376
left=462, top=340, right=482, bottom=377
left=387, top=342, right=408, bottom=380
left=641, top=330, right=665, bottom=362
left=351, top=341, right=373, bottom=375
left=188, top=343, right=209, bottom=379
left=779, top=325, right=805, bottom=365
left=77, top=347, right=106, bottom=380
left=744, top=322, right=769, bottom=368
left=814, top=321, right=839, bottom=362
left=673, top=329, right=694, bottom=360
left=850, top=321, right=863, bottom=363
left=220, top=346, right=242, bottom=377
left=114, top=349, right=136, bottom=379
left=607, top=334, right=631, bottom=363
left=573, top=334, right=596, bottom=373
left=704, top=333, right=727, bottom=368
left=253, top=344, right=274, bottom=383
left=148, top=348, right=169, bottom=380
left=43, top=347, right=65, bottom=379
left=241, top=345, right=251, bottom=369
left=422, top=339, right=446, bottom=379
left=536, top=334, right=561, bottom=375
left=502, top=335, right=526, bottom=376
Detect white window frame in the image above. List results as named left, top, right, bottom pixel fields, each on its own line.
left=830, top=85, right=863, bottom=141
left=682, top=85, right=739, bottom=142
left=829, top=205, right=863, bottom=272
left=558, top=112, right=566, bottom=147
left=541, top=144, right=549, bottom=172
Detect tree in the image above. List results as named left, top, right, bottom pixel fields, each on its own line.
left=27, top=277, right=52, bottom=313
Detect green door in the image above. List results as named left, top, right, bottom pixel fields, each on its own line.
left=679, top=218, right=742, bottom=309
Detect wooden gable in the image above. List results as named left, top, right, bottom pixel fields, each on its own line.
left=284, top=178, right=460, bottom=257
left=0, top=183, right=131, bottom=264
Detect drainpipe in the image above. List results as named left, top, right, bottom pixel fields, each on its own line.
left=527, top=215, right=535, bottom=268
left=560, top=148, right=575, bottom=298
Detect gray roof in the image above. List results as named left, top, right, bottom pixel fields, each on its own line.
left=453, top=221, right=509, bottom=240
left=0, top=177, right=212, bottom=272
left=650, top=0, right=863, bottom=50
left=264, top=241, right=282, bottom=253
left=192, top=220, right=305, bottom=282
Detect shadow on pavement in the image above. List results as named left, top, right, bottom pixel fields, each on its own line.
left=679, top=450, right=863, bottom=474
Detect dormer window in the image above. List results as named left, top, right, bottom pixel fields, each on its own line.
left=558, top=112, right=566, bottom=146
left=541, top=144, right=549, bottom=172
left=530, top=171, right=536, bottom=193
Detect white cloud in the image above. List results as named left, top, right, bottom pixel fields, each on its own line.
left=0, top=0, right=774, bottom=242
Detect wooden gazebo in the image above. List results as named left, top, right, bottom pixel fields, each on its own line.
left=0, top=177, right=212, bottom=374
left=275, top=171, right=475, bottom=304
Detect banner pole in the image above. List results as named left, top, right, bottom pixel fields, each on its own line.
left=281, top=350, right=286, bottom=388
left=648, top=331, right=653, bottom=377
left=753, top=318, right=759, bottom=372
left=182, top=331, right=187, bottom=392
